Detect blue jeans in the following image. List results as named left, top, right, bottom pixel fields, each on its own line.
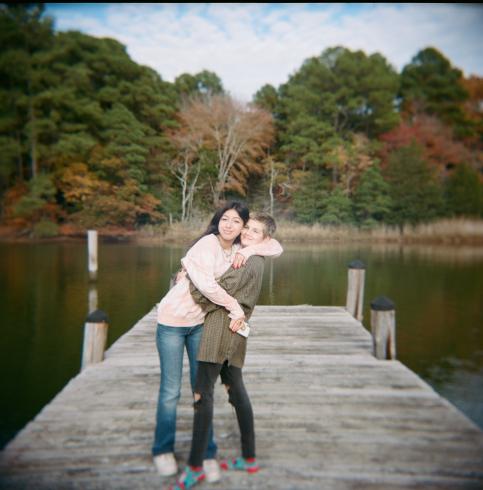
left=152, top=323, right=217, bottom=458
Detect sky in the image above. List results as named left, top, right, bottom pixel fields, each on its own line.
left=45, top=3, right=483, bottom=102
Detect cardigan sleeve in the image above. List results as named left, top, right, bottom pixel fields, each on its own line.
left=181, top=235, right=245, bottom=320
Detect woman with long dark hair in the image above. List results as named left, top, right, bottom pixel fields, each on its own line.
left=152, top=201, right=282, bottom=482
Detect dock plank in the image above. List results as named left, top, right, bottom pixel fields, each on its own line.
left=1, top=306, right=482, bottom=489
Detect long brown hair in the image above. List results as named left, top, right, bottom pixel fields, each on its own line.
left=191, top=201, right=250, bottom=248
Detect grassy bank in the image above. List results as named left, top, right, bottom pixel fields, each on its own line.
left=135, top=218, right=483, bottom=246
left=1, top=218, right=482, bottom=246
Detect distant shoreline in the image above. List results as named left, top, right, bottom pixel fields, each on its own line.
left=1, top=218, right=482, bottom=246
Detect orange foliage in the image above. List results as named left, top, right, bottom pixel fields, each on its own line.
left=326, top=133, right=374, bottom=194
left=1, top=183, right=29, bottom=226
left=177, top=95, right=274, bottom=204
left=57, top=162, right=162, bottom=227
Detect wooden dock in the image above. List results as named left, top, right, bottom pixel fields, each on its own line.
left=1, top=305, right=482, bottom=489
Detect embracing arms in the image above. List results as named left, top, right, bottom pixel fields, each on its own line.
left=190, top=255, right=265, bottom=323
left=180, top=235, right=282, bottom=320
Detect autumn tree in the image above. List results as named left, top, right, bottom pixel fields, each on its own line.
left=461, top=76, right=483, bottom=145
left=166, top=111, right=205, bottom=221
left=0, top=12, right=179, bottom=229
left=379, top=114, right=473, bottom=178
left=176, top=95, right=274, bottom=207
left=325, top=133, right=375, bottom=193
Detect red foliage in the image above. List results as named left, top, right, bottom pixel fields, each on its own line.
left=461, top=76, right=483, bottom=146
left=379, top=114, right=473, bottom=176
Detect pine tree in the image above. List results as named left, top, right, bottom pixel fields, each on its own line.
left=319, top=187, right=354, bottom=225
left=353, top=164, right=392, bottom=227
left=445, top=164, right=482, bottom=217
left=385, top=144, right=444, bottom=227
left=400, top=47, right=472, bottom=138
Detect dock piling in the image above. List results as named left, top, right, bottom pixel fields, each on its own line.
left=3, top=305, right=483, bottom=489
left=346, top=260, right=366, bottom=321
left=87, top=230, right=98, bottom=281
left=370, top=296, right=396, bottom=360
left=81, top=309, right=109, bottom=371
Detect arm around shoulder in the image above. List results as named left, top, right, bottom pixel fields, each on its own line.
left=238, top=237, right=283, bottom=260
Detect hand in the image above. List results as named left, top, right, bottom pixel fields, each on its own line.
left=175, top=269, right=187, bottom=284
left=232, top=253, right=247, bottom=269
left=229, top=317, right=245, bottom=332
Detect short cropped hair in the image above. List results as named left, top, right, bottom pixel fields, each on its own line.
left=250, top=212, right=277, bottom=238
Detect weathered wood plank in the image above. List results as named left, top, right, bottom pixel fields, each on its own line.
left=1, top=305, right=482, bottom=490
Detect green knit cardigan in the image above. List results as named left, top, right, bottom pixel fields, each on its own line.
left=189, top=255, right=265, bottom=368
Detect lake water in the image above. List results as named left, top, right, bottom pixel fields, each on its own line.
left=1, top=241, right=482, bottom=449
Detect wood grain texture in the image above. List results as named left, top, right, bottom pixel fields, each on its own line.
left=1, top=305, right=482, bottom=489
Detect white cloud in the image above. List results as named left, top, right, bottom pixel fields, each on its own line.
left=47, top=3, right=483, bottom=102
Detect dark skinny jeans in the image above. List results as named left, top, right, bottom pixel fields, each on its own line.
left=188, top=361, right=255, bottom=468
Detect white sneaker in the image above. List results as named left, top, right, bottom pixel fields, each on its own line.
left=203, top=458, right=221, bottom=483
left=153, top=452, right=178, bottom=476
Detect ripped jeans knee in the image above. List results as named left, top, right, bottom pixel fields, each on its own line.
left=225, top=383, right=251, bottom=411
left=193, top=391, right=214, bottom=411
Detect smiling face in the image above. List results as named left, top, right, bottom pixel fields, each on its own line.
left=217, top=208, right=244, bottom=244
left=241, top=219, right=266, bottom=247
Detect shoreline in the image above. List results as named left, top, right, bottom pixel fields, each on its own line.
left=1, top=218, right=483, bottom=246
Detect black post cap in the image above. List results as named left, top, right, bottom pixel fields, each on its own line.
left=85, top=309, right=109, bottom=323
left=348, top=260, right=366, bottom=270
left=370, top=296, right=395, bottom=311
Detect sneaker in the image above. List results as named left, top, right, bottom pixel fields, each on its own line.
left=153, top=452, right=177, bottom=476
left=220, top=457, right=259, bottom=474
left=169, top=466, right=206, bottom=490
left=203, top=458, right=221, bottom=483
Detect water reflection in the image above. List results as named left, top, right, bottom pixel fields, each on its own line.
left=0, top=241, right=482, bottom=450
left=88, top=284, right=98, bottom=313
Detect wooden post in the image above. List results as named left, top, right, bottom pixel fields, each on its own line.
left=81, top=309, right=109, bottom=371
left=346, top=260, right=366, bottom=321
left=87, top=230, right=98, bottom=281
left=370, top=296, right=396, bottom=360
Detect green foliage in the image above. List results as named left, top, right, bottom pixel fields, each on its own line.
left=292, top=172, right=354, bottom=225
left=175, top=70, right=224, bottom=98
left=0, top=6, right=480, bottom=231
left=13, top=173, right=56, bottom=218
left=0, top=4, right=55, bottom=183
left=445, top=164, right=482, bottom=217
left=0, top=8, right=180, bottom=227
left=293, top=171, right=328, bottom=223
left=32, top=219, right=59, bottom=238
left=385, top=144, right=445, bottom=226
left=400, top=47, right=472, bottom=138
left=319, top=187, right=354, bottom=225
left=352, top=164, right=392, bottom=226
left=253, top=84, right=279, bottom=113
left=277, top=46, right=400, bottom=173
left=0, top=135, right=20, bottom=183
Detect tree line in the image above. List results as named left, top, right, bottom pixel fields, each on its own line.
left=0, top=4, right=481, bottom=237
